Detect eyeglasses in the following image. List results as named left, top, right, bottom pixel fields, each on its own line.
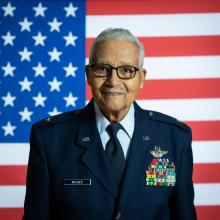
left=89, top=64, right=140, bottom=79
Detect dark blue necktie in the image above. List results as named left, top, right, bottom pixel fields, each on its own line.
left=105, top=123, right=125, bottom=186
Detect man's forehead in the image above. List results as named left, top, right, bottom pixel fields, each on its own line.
left=94, top=39, right=137, bottom=49
left=94, top=40, right=139, bottom=59
left=94, top=59, right=136, bottom=67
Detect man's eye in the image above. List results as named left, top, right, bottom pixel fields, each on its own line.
left=99, top=66, right=107, bottom=71
left=96, top=65, right=108, bottom=72
left=121, top=66, right=134, bottom=73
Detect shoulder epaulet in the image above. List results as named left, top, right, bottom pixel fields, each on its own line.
left=34, top=109, right=81, bottom=127
left=147, top=110, right=190, bottom=131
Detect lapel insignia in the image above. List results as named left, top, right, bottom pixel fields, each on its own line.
left=150, top=146, right=168, bottom=158
left=142, top=136, right=150, bottom=141
left=82, top=137, right=90, bottom=142
left=146, top=158, right=176, bottom=186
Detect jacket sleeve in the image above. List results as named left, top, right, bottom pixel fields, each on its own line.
left=170, top=128, right=197, bottom=220
left=23, top=125, right=51, bottom=220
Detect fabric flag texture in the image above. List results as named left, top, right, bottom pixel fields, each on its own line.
left=0, top=0, right=220, bottom=219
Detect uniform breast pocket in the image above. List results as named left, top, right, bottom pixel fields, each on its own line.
left=60, top=178, right=93, bottom=201
left=62, top=178, right=93, bottom=196
left=145, top=185, right=174, bottom=196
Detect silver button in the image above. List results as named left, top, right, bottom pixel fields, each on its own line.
left=45, top=117, right=51, bottom=122
left=149, top=111, right=154, bottom=117
left=115, top=212, right=121, bottom=220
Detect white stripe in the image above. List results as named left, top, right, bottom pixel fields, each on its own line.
left=144, top=56, right=220, bottom=79
left=87, top=13, right=220, bottom=37
left=0, top=141, right=219, bottom=165
left=0, top=186, right=25, bottom=207
left=85, top=56, right=220, bottom=79
left=193, top=141, right=220, bottom=163
left=137, top=98, right=220, bottom=121
left=194, top=183, right=220, bottom=205
left=0, top=143, right=29, bottom=165
left=0, top=184, right=219, bottom=207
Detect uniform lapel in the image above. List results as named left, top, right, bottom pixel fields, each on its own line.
left=117, top=102, right=155, bottom=207
left=76, top=100, right=117, bottom=199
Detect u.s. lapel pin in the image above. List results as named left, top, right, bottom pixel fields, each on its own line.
left=82, top=137, right=90, bottom=142
left=150, top=146, right=168, bottom=158
left=142, top=136, right=150, bottom=141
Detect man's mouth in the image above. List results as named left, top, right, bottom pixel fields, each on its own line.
left=101, top=89, right=124, bottom=96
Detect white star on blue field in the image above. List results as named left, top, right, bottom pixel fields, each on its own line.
left=0, top=1, right=86, bottom=141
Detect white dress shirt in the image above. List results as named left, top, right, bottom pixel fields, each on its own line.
left=94, top=102, right=135, bottom=159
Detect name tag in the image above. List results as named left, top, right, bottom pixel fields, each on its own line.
left=64, top=178, right=92, bottom=186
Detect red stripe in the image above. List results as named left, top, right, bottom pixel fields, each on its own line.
left=1, top=126, right=220, bottom=186
left=0, top=206, right=219, bottom=220
left=193, top=163, right=220, bottom=183
left=139, top=79, right=220, bottom=99
left=140, top=36, right=220, bottom=57
left=196, top=206, right=220, bottom=220
left=1, top=164, right=220, bottom=185
left=0, top=166, right=27, bottom=185
left=186, top=121, right=220, bottom=141
left=1, top=122, right=220, bottom=186
left=87, top=0, right=220, bottom=15
left=0, top=208, right=23, bottom=220
left=86, top=79, right=220, bottom=100
left=3, top=124, right=219, bottom=185
left=86, top=36, right=220, bottom=57
left=1, top=155, right=220, bottom=186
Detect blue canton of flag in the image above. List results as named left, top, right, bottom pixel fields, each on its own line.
left=0, top=0, right=86, bottom=142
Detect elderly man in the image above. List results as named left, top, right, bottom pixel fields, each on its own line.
left=23, top=28, right=197, bottom=220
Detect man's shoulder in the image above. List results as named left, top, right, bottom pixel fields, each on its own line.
left=144, top=109, right=191, bottom=132
left=32, top=109, right=82, bottom=129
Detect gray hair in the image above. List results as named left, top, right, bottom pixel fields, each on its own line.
left=89, top=28, right=144, bottom=67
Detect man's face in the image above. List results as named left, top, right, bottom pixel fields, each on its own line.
left=86, top=39, right=146, bottom=119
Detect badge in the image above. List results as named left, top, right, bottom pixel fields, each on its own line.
left=150, top=146, right=168, bottom=158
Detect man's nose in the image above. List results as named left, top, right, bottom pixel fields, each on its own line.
left=107, top=69, right=120, bottom=84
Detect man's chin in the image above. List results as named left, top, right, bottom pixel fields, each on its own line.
left=101, top=102, right=126, bottom=114
left=101, top=96, right=124, bottom=107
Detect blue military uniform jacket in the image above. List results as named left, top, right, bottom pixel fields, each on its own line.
left=23, top=99, right=197, bottom=220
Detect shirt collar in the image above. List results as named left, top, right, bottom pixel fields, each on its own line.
left=94, top=101, right=135, bottom=138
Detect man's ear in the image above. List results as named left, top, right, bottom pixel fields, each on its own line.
left=140, top=68, right=147, bottom=89
left=85, top=65, right=92, bottom=86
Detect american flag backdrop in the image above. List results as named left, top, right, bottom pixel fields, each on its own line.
left=0, top=0, right=220, bottom=219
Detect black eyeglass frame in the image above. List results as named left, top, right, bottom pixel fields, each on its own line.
left=88, top=63, right=140, bottom=79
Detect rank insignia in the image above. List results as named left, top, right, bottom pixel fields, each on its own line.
left=150, top=146, right=168, bottom=158
left=145, top=158, right=176, bottom=186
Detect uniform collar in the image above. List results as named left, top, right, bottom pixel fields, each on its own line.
left=94, top=101, right=135, bottom=139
